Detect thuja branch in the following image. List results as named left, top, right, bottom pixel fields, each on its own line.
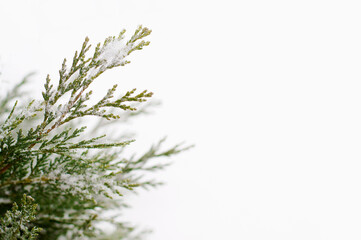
left=0, top=176, right=54, bottom=188
left=25, top=26, right=152, bottom=150
left=0, top=26, right=154, bottom=201
left=0, top=25, right=191, bottom=240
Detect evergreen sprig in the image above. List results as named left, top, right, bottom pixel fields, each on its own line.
left=0, top=26, right=191, bottom=239
left=0, top=194, right=41, bottom=240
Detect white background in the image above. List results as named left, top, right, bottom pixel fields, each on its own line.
left=1, top=0, right=361, bottom=239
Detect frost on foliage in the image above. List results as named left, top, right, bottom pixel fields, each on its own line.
left=97, top=39, right=132, bottom=69
left=0, top=194, right=41, bottom=240
left=0, top=25, right=191, bottom=240
left=47, top=163, right=125, bottom=200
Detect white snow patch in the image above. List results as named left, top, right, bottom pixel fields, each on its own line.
left=86, top=40, right=133, bottom=81
left=98, top=40, right=133, bottom=68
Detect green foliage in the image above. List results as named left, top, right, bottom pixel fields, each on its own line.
left=0, top=26, right=191, bottom=239
left=0, top=194, right=41, bottom=240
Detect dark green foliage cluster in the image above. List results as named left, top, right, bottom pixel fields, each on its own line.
left=0, top=194, right=41, bottom=240
left=0, top=26, right=190, bottom=239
